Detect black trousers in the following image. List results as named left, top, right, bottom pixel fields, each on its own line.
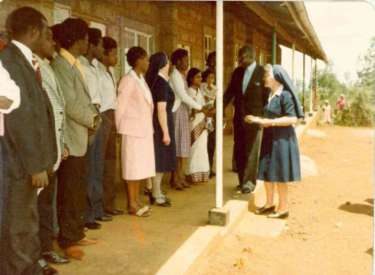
left=207, top=129, right=216, bottom=172
left=0, top=150, right=44, bottom=274
left=38, top=173, right=57, bottom=253
left=233, top=122, right=262, bottom=188
left=57, top=156, right=87, bottom=249
left=103, top=111, right=117, bottom=212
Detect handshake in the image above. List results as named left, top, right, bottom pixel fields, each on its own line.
left=202, top=104, right=215, bottom=117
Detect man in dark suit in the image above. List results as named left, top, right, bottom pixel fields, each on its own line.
left=224, top=45, right=269, bottom=194
left=0, top=7, right=58, bottom=275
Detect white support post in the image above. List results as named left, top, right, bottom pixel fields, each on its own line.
left=291, top=43, right=295, bottom=84
left=209, top=0, right=228, bottom=226
left=215, top=0, right=224, bottom=209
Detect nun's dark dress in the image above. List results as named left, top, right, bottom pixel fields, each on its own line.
left=258, top=88, right=301, bottom=183
left=152, top=75, right=177, bottom=172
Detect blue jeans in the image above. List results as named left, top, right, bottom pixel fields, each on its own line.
left=85, top=113, right=112, bottom=223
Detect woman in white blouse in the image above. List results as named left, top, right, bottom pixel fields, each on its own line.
left=169, top=49, right=209, bottom=189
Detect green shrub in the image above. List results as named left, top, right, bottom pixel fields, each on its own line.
left=334, top=89, right=374, bottom=127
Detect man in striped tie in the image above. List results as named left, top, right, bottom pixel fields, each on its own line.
left=0, top=6, right=58, bottom=275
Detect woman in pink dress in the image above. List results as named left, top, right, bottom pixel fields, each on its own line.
left=116, top=46, right=155, bottom=217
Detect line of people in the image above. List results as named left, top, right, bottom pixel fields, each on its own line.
left=0, top=6, right=217, bottom=275
left=115, top=48, right=217, bottom=216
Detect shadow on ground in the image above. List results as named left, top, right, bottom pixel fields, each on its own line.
left=338, top=201, right=373, bottom=216
left=365, top=198, right=373, bottom=205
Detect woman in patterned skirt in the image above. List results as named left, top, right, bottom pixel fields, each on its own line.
left=169, top=49, right=208, bottom=189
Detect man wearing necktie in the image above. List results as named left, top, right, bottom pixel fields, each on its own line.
left=224, top=45, right=269, bottom=194
left=0, top=7, right=58, bottom=275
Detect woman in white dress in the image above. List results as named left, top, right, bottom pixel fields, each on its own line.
left=186, top=68, right=212, bottom=183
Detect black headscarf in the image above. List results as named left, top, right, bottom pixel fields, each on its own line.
left=145, top=52, right=168, bottom=89
left=272, top=65, right=304, bottom=119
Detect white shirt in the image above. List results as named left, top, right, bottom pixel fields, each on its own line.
left=158, top=72, right=169, bottom=82
left=98, top=62, right=117, bottom=112
left=12, top=40, right=33, bottom=67
left=79, top=56, right=102, bottom=105
left=169, top=67, right=202, bottom=112
left=242, top=61, right=256, bottom=93
left=268, top=84, right=284, bottom=103
left=0, top=61, right=21, bottom=136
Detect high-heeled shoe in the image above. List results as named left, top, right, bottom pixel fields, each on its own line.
left=144, top=188, right=155, bottom=205
left=267, top=211, right=289, bottom=219
left=255, top=205, right=275, bottom=215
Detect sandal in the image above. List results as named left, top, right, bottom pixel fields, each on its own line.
left=128, top=206, right=151, bottom=217
left=171, top=181, right=184, bottom=190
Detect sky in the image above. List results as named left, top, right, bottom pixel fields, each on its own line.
left=281, top=1, right=375, bottom=85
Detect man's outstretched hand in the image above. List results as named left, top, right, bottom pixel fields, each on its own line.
left=31, top=171, right=49, bottom=188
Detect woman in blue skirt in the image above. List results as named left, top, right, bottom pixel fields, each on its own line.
left=245, top=64, right=304, bottom=219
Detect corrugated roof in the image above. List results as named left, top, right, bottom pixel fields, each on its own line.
left=244, top=1, right=328, bottom=62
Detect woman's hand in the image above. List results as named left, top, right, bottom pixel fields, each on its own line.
left=244, top=115, right=262, bottom=124
left=62, top=145, right=69, bottom=160
left=162, top=133, right=171, bottom=146
left=259, top=118, right=273, bottom=128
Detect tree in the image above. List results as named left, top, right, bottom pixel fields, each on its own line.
left=316, top=63, right=347, bottom=106
left=357, top=36, right=375, bottom=90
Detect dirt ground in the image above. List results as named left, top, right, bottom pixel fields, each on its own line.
left=190, top=125, right=374, bottom=275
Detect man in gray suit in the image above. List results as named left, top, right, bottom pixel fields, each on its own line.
left=51, top=18, right=100, bottom=260
left=34, top=27, right=70, bottom=265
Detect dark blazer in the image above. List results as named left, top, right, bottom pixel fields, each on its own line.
left=224, top=64, right=269, bottom=127
left=0, top=43, right=57, bottom=177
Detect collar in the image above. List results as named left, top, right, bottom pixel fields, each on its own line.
left=246, top=61, right=256, bottom=72
left=130, top=69, right=143, bottom=81
left=60, top=48, right=77, bottom=66
left=91, top=58, right=100, bottom=68
left=12, top=40, right=33, bottom=65
left=268, top=85, right=284, bottom=102
left=158, top=72, right=169, bottom=81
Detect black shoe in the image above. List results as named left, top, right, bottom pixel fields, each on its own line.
left=105, top=209, right=125, bottom=216
left=96, top=215, right=113, bottom=222
left=42, top=265, right=59, bottom=275
left=42, top=251, right=70, bottom=264
left=255, top=205, right=276, bottom=215
left=209, top=172, right=216, bottom=179
left=267, top=211, right=289, bottom=219
left=155, top=199, right=172, bottom=207
left=85, top=222, right=102, bottom=229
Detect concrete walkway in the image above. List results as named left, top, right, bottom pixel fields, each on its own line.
left=55, top=137, right=251, bottom=275
left=56, top=115, right=318, bottom=275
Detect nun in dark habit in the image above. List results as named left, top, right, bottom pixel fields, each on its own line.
left=145, top=52, right=176, bottom=207
left=245, top=64, right=304, bottom=219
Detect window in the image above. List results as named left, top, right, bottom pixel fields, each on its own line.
left=204, top=35, right=213, bottom=61
left=123, top=27, right=153, bottom=74
left=53, top=4, right=71, bottom=24
left=259, top=50, right=265, bottom=65
left=90, top=22, right=106, bottom=36
left=177, top=44, right=191, bottom=68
